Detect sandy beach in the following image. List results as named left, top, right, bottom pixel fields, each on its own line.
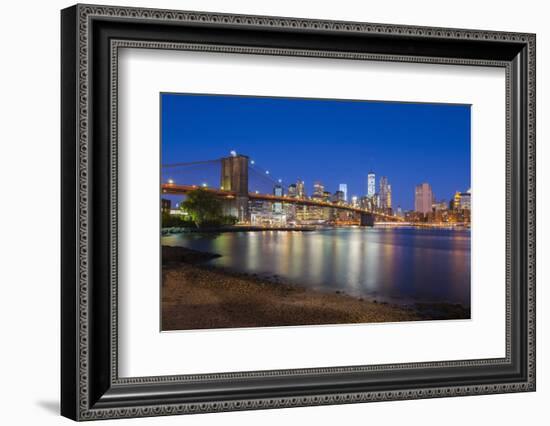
left=161, top=245, right=467, bottom=331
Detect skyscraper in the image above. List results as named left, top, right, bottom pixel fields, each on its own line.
left=367, top=172, right=375, bottom=198
left=313, top=181, right=324, bottom=197
left=453, top=189, right=471, bottom=210
left=415, top=183, right=434, bottom=214
left=333, top=190, right=345, bottom=204
left=460, top=189, right=471, bottom=210
left=396, top=205, right=403, bottom=217
left=452, top=191, right=462, bottom=210
left=296, top=180, right=305, bottom=199
left=287, top=183, right=297, bottom=197
left=338, top=183, right=348, bottom=202
left=379, top=176, right=391, bottom=210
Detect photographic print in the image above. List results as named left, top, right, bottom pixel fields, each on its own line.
left=160, top=93, right=472, bottom=331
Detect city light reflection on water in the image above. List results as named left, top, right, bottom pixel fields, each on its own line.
left=162, top=227, right=470, bottom=306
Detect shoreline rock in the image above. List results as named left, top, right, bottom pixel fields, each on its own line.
left=162, top=245, right=221, bottom=264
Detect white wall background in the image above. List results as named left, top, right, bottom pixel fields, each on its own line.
left=0, top=0, right=546, bottom=424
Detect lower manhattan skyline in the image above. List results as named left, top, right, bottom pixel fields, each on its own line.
left=160, top=92, right=472, bottom=332
left=162, top=93, right=471, bottom=210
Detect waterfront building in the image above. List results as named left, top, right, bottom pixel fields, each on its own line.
left=284, top=203, right=296, bottom=224
left=452, top=191, right=461, bottom=210
left=415, top=183, right=434, bottom=214
left=351, top=195, right=358, bottom=207
left=338, top=183, right=348, bottom=202
left=460, top=189, right=471, bottom=210
left=396, top=205, right=403, bottom=217
left=367, top=172, right=376, bottom=198
left=295, top=205, right=308, bottom=223
left=249, top=199, right=273, bottom=225
left=452, top=190, right=471, bottom=211
left=433, top=199, right=448, bottom=211
left=169, top=208, right=186, bottom=216
left=406, top=210, right=426, bottom=223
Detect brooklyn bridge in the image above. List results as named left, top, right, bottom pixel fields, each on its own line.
left=161, top=153, right=401, bottom=226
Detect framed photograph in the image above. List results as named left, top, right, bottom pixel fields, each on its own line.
left=61, top=4, right=536, bottom=421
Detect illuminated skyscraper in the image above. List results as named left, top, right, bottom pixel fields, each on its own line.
left=287, top=183, right=297, bottom=197
left=452, top=191, right=462, bottom=210
left=333, top=190, right=345, bottom=204
left=367, top=172, right=375, bottom=198
left=313, top=181, right=324, bottom=197
left=338, top=183, right=348, bottom=202
left=296, top=180, right=305, bottom=199
left=379, top=176, right=391, bottom=210
left=415, top=183, right=434, bottom=214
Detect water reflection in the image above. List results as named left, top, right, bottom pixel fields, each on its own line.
left=162, top=227, right=470, bottom=306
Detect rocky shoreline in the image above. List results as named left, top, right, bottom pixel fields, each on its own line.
left=161, top=245, right=469, bottom=331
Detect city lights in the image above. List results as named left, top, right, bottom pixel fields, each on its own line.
left=161, top=154, right=469, bottom=228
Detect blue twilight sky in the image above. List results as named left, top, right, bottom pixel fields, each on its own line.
left=161, top=93, right=471, bottom=210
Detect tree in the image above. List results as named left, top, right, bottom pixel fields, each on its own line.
left=179, top=189, right=223, bottom=228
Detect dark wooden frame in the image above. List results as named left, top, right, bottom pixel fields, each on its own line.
left=61, top=4, right=536, bottom=421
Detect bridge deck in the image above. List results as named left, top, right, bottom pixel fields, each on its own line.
left=161, top=183, right=401, bottom=221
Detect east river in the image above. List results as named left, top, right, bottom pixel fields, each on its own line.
left=161, top=227, right=470, bottom=306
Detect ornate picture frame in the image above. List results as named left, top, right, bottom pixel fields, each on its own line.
left=61, top=4, right=535, bottom=421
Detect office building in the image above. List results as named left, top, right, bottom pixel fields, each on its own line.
left=287, top=183, right=297, bottom=197
left=332, top=190, right=345, bottom=204
left=379, top=176, right=391, bottom=210
left=415, top=183, right=434, bottom=214
left=338, top=183, right=348, bottom=202
left=313, top=181, right=324, bottom=197
left=296, top=180, right=305, bottom=199
left=367, top=172, right=375, bottom=198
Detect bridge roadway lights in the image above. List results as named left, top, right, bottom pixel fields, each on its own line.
left=360, top=212, right=375, bottom=227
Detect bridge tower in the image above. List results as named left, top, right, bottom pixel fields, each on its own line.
left=220, top=154, right=249, bottom=222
